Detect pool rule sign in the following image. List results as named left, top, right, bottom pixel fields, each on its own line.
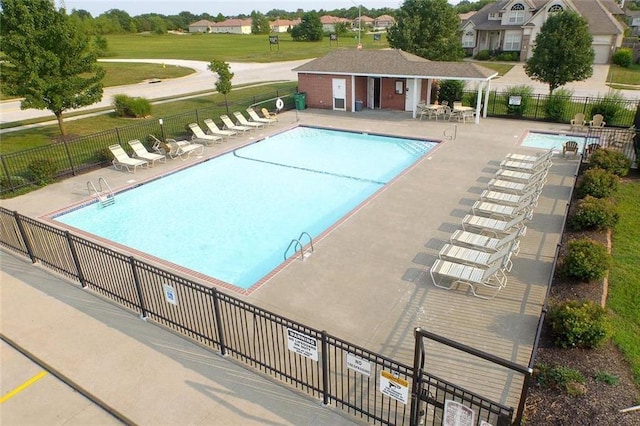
left=286, top=328, right=318, bottom=361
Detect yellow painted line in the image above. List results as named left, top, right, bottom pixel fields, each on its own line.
left=0, top=371, right=48, bottom=403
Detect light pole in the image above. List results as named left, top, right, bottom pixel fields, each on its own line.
left=350, top=0, right=362, bottom=49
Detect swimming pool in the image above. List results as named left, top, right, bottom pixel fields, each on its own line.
left=521, top=131, right=600, bottom=153
left=53, top=127, right=437, bottom=291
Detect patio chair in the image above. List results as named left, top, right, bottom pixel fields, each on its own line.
left=233, top=111, right=264, bottom=129
left=434, top=106, right=451, bottom=121
left=220, top=115, right=252, bottom=133
left=487, top=178, right=541, bottom=195
left=585, top=143, right=601, bottom=160
left=569, top=113, right=586, bottom=132
left=165, top=138, right=204, bottom=160
left=261, top=107, right=278, bottom=121
left=505, top=149, right=553, bottom=164
left=495, top=168, right=547, bottom=185
left=562, top=140, right=579, bottom=157
left=438, top=240, right=515, bottom=272
left=429, top=258, right=507, bottom=299
left=247, top=107, right=275, bottom=125
left=472, top=199, right=535, bottom=221
left=108, top=144, right=149, bottom=173
left=450, top=227, right=525, bottom=256
left=188, top=123, right=222, bottom=145
left=127, top=139, right=165, bottom=167
left=588, top=114, right=606, bottom=129
left=203, top=118, right=236, bottom=140
left=480, top=187, right=540, bottom=208
left=462, top=212, right=531, bottom=237
left=499, top=156, right=552, bottom=173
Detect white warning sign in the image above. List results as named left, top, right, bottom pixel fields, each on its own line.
left=286, top=328, right=318, bottom=361
left=163, top=284, right=178, bottom=305
left=346, top=353, right=371, bottom=376
left=443, top=400, right=476, bottom=426
left=379, top=370, right=409, bottom=404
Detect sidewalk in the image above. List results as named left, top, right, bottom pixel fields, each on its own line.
left=0, top=252, right=359, bottom=425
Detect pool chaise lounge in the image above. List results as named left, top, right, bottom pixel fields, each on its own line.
left=471, top=199, right=535, bottom=221
left=450, top=227, right=524, bottom=256
left=505, top=149, right=553, bottom=165
left=233, top=111, right=264, bottom=129
left=462, top=212, right=530, bottom=237
left=429, top=259, right=507, bottom=300
left=203, top=118, right=237, bottom=140
left=188, top=123, right=222, bottom=145
left=438, top=240, right=515, bottom=272
left=108, top=144, right=149, bottom=173
left=246, top=107, right=276, bottom=125
left=220, top=115, right=252, bottom=133
left=495, top=167, right=547, bottom=185
left=165, top=139, right=204, bottom=160
left=487, top=178, right=542, bottom=194
left=128, top=139, right=166, bottom=167
left=480, top=187, right=540, bottom=208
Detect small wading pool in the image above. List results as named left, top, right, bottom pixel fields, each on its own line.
left=521, top=131, right=599, bottom=153
left=53, top=126, right=438, bottom=292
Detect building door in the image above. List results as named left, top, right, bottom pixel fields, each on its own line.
left=367, top=77, right=381, bottom=109
left=332, top=78, right=346, bottom=111
left=405, top=78, right=422, bottom=111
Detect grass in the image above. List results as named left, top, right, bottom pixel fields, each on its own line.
left=99, top=62, right=194, bottom=86
left=104, top=32, right=389, bottom=62
left=607, top=64, right=640, bottom=88
left=609, top=179, right=640, bottom=385
left=475, top=62, right=514, bottom=77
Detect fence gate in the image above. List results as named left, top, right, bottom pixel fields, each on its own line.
left=409, top=328, right=531, bottom=426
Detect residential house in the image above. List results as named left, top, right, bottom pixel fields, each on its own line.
left=320, top=15, right=352, bottom=32
left=460, top=0, right=625, bottom=64
left=626, top=9, right=640, bottom=36
left=188, top=19, right=216, bottom=33
left=374, top=15, right=396, bottom=30
left=352, top=15, right=375, bottom=30
left=270, top=19, right=299, bottom=33
left=210, top=19, right=252, bottom=34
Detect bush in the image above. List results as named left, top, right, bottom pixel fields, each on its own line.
left=504, top=85, right=533, bottom=117
left=548, top=301, right=608, bottom=349
left=494, top=51, right=519, bottom=61
left=569, top=196, right=619, bottom=231
left=474, top=49, right=491, bottom=60
left=438, top=80, right=465, bottom=106
left=560, top=238, right=612, bottom=282
left=588, top=148, right=631, bottom=177
left=26, top=158, right=57, bottom=186
left=589, top=91, right=625, bottom=125
left=0, top=175, right=28, bottom=191
left=576, top=168, right=619, bottom=199
left=113, top=94, right=152, bottom=118
left=612, top=48, right=633, bottom=67
left=544, top=88, right=573, bottom=122
left=535, top=363, right=586, bottom=395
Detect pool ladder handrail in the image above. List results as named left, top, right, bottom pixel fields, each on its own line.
left=87, top=177, right=115, bottom=207
left=284, top=232, right=314, bottom=261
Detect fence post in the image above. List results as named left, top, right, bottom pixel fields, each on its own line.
left=0, top=155, right=15, bottom=192
left=128, top=256, right=148, bottom=319
left=195, top=110, right=200, bottom=124
left=409, top=327, right=424, bottom=426
left=115, top=127, right=122, bottom=145
left=62, top=138, right=77, bottom=176
left=211, top=287, right=227, bottom=355
left=321, top=330, right=329, bottom=406
left=65, top=231, right=86, bottom=288
left=13, top=211, right=36, bottom=263
left=534, top=94, right=541, bottom=120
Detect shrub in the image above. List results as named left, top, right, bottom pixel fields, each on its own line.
left=26, top=158, right=57, bottom=186
left=560, top=238, right=612, bottom=282
left=438, top=80, right=465, bottom=106
left=495, top=51, right=519, bottom=61
left=576, top=168, right=618, bottom=199
left=588, top=148, right=631, bottom=177
left=569, top=196, right=619, bottom=231
left=504, top=85, right=533, bottom=117
left=474, top=49, right=491, bottom=60
left=544, top=88, right=573, bottom=122
left=0, top=175, right=28, bottom=191
left=113, top=94, right=152, bottom=118
left=612, top=48, right=633, bottom=67
left=589, top=91, right=625, bottom=125
left=535, top=363, right=586, bottom=395
left=548, top=301, right=608, bottom=349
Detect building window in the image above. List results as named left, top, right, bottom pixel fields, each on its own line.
left=463, top=31, right=475, bottom=47
left=504, top=33, right=521, bottom=51
left=509, top=3, right=525, bottom=24
left=548, top=4, right=563, bottom=13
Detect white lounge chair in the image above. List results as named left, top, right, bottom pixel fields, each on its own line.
left=439, top=241, right=514, bottom=272
left=429, top=258, right=507, bottom=299
left=108, top=144, right=148, bottom=173
left=472, top=200, right=534, bottom=221
left=462, top=212, right=530, bottom=237
left=450, top=227, right=525, bottom=256
left=505, top=149, right=553, bottom=165
left=188, top=123, right=222, bottom=145
left=247, top=107, right=275, bottom=125
left=127, top=139, right=165, bottom=167
left=203, top=118, right=236, bottom=140
left=165, top=139, right=204, bottom=160
left=220, top=115, right=252, bottom=133
left=488, top=178, right=541, bottom=195
left=499, top=159, right=551, bottom=173
left=495, top=168, right=547, bottom=185
left=233, top=111, right=264, bottom=129
left=480, top=187, right=540, bottom=208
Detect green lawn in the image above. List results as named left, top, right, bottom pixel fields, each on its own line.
left=609, top=180, right=640, bottom=385
left=104, top=32, right=389, bottom=62
left=607, top=64, right=640, bottom=87
left=100, top=62, right=194, bottom=86
left=474, top=62, right=514, bottom=77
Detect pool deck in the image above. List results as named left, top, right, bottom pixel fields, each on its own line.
left=1, top=110, right=580, bottom=423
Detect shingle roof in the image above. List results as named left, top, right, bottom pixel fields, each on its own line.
left=572, top=0, right=624, bottom=35
left=189, top=19, right=215, bottom=27
left=293, top=49, right=497, bottom=80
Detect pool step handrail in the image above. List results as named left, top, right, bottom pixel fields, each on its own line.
left=87, top=177, right=115, bottom=207
left=283, top=232, right=314, bottom=261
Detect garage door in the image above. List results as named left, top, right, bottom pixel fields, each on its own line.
left=593, top=45, right=610, bottom=64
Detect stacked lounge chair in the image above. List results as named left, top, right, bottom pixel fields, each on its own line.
left=429, top=150, right=553, bottom=299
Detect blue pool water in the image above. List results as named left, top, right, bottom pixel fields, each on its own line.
left=521, top=131, right=600, bottom=153
left=54, top=127, right=437, bottom=290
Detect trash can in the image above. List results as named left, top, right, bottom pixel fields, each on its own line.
left=294, top=92, right=306, bottom=110
left=355, top=100, right=363, bottom=111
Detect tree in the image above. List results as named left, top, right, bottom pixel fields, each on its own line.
left=208, top=60, right=234, bottom=114
left=387, top=0, right=464, bottom=61
left=524, top=12, right=594, bottom=94
left=291, top=12, right=323, bottom=41
left=251, top=10, right=271, bottom=35
left=0, top=0, right=105, bottom=135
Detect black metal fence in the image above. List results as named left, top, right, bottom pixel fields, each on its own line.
left=0, top=206, right=530, bottom=425
left=0, top=88, right=297, bottom=195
